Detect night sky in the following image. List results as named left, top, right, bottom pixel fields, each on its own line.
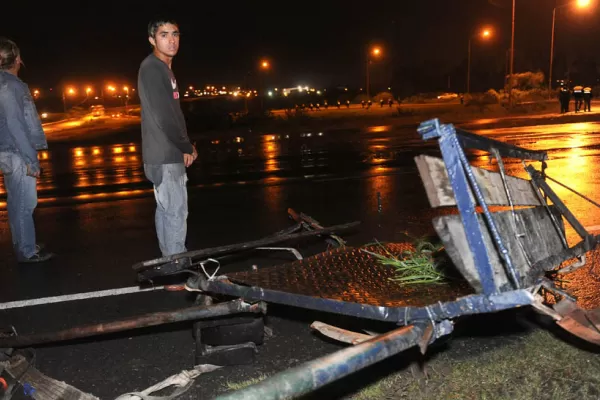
left=4, top=0, right=600, bottom=92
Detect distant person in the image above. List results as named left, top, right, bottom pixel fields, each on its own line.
left=559, top=85, right=570, bottom=114
left=388, top=98, right=393, bottom=107
left=573, top=85, right=584, bottom=112
left=583, top=86, right=593, bottom=112
left=138, top=19, right=197, bottom=259
left=379, top=99, right=384, bottom=107
left=0, top=38, right=53, bottom=262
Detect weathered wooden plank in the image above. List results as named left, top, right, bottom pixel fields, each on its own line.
left=433, top=206, right=565, bottom=293
left=5, top=354, right=99, bottom=400
left=415, top=155, right=541, bottom=208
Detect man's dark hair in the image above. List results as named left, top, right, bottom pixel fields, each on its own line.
left=147, top=19, right=179, bottom=38
left=0, top=37, right=20, bottom=71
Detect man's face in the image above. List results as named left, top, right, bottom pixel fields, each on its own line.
left=149, top=23, right=180, bottom=58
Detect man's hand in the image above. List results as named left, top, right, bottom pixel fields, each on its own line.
left=184, top=145, right=198, bottom=168
left=184, top=153, right=194, bottom=167
left=26, top=164, right=40, bottom=178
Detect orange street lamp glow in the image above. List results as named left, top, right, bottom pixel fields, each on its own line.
left=86, top=87, right=92, bottom=94
left=372, top=47, right=382, bottom=57
left=260, top=60, right=270, bottom=69
left=67, top=87, right=75, bottom=95
left=577, top=0, right=591, bottom=7
left=482, top=29, right=491, bottom=38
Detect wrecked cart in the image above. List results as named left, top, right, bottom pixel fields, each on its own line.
left=2, top=118, right=600, bottom=399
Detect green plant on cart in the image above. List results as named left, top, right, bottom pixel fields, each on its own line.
left=361, top=239, right=446, bottom=285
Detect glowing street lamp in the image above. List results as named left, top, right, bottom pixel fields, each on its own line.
left=62, top=86, right=76, bottom=113
left=549, top=0, right=592, bottom=97
left=366, top=46, right=383, bottom=99
left=260, top=60, right=270, bottom=69
left=467, top=28, right=493, bottom=94
left=123, top=86, right=130, bottom=113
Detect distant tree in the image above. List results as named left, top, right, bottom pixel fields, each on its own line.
left=508, top=71, right=545, bottom=90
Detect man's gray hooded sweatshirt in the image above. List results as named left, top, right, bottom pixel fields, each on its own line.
left=138, top=53, right=193, bottom=185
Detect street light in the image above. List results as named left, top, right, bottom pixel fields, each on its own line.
left=548, top=0, right=592, bottom=98
left=259, top=60, right=271, bottom=111
left=123, top=86, right=129, bottom=113
left=366, top=46, right=382, bottom=100
left=62, top=86, right=76, bottom=113
left=467, top=28, right=492, bottom=94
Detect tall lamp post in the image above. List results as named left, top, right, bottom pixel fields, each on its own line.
left=259, top=59, right=270, bottom=112
left=366, top=46, right=382, bottom=100
left=62, top=87, right=75, bottom=114
left=467, top=28, right=492, bottom=95
left=548, top=0, right=592, bottom=98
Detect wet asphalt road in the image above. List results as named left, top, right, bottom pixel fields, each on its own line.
left=2, top=117, right=600, bottom=398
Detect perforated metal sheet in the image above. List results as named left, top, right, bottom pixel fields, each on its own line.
left=224, top=244, right=474, bottom=308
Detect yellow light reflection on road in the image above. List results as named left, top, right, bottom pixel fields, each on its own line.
left=367, top=125, right=391, bottom=133
left=262, top=136, right=280, bottom=172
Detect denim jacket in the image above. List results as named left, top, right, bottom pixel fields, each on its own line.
left=0, top=71, right=48, bottom=173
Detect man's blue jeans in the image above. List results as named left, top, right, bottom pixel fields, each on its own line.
left=0, top=152, right=38, bottom=259
left=144, top=163, right=188, bottom=257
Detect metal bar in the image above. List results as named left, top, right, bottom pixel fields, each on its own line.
left=436, top=125, right=498, bottom=294
left=204, top=279, right=534, bottom=324
left=288, top=208, right=345, bottom=247
left=0, top=286, right=166, bottom=311
left=525, top=162, right=570, bottom=250
left=526, top=165, right=590, bottom=240
left=0, top=299, right=265, bottom=348
left=455, top=128, right=548, bottom=161
left=545, top=174, right=600, bottom=210
left=493, top=148, right=533, bottom=269
left=456, top=139, right=521, bottom=290
left=417, top=119, right=547, bottom=161
left=132, top=221, right=360, bottom=271
left=532, top=237, right=598, bottom=273
left=215, top=321, right=453, bottom=400
left=255, top=247, right=303, bottom=260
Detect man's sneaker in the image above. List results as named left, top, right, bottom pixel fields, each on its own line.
left=18, top=250, right=54, bottom=263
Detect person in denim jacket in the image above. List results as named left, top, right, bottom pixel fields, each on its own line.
left=0, top=38, right=53, bottom=262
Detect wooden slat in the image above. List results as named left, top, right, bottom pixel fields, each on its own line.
left=433, top=206, right=565, bottom=293
left=415, top=155, right=541, bottom=208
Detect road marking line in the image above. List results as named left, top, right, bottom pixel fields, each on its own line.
left=0, top=286, right=164, bottom=310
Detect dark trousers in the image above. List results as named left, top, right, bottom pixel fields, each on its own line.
left=584, top=96, right=592, bottom=112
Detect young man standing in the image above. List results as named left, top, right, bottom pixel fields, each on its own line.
left=0, top=38, right=53, bottom=262
left=138, top=19, right=197, bottom=258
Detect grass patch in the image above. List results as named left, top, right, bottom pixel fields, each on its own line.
left=348, top=329, right=600, bottom=400
left=362, top=239, right=446, bottom=285
left=224, top=374, right=268, bottom=391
